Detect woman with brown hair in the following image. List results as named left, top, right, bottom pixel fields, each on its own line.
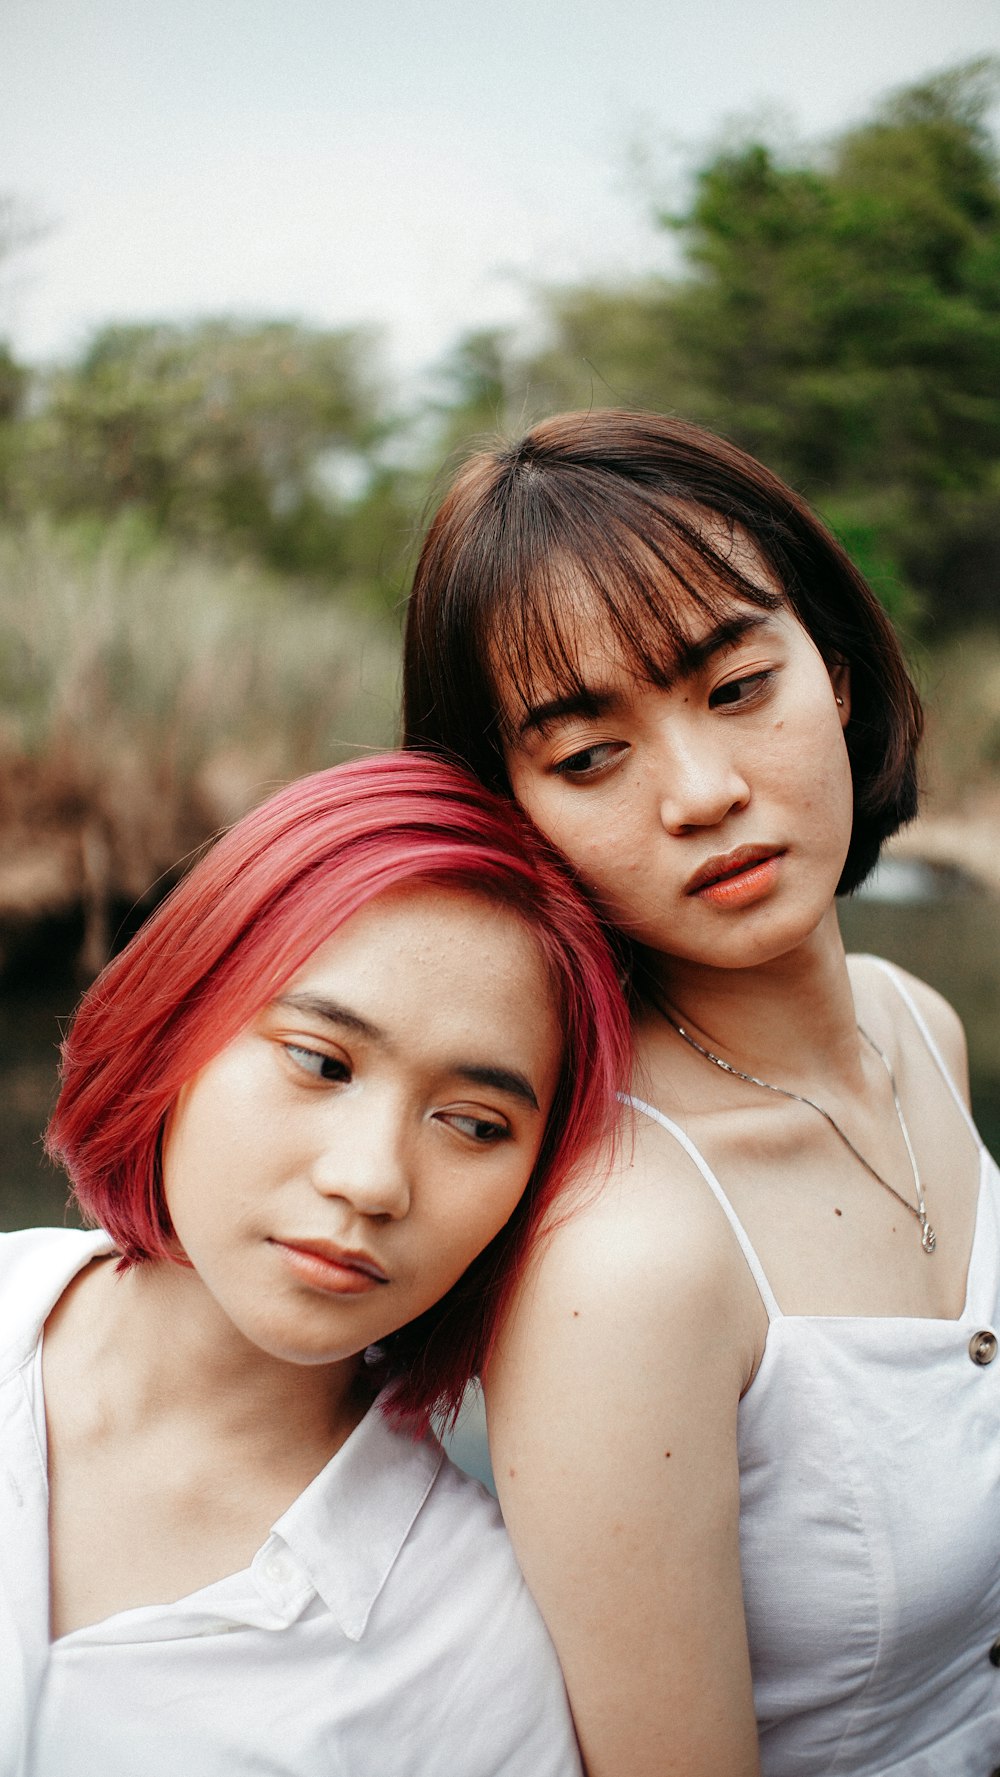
left=403, top=412, right=1000, bottom=1777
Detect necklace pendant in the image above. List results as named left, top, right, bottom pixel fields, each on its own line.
left=921, top=1218, right=937, bottom=1255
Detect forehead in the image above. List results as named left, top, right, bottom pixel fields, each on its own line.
left=294, top=885, right=559, bottom=1021
left=300, top=883, right=543, bottom=973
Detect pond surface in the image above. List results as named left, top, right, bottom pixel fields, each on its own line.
left=1, top=890, right=997, bottom=1490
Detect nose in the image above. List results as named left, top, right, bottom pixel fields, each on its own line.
left=309, top=1092, right=412, bottom=1221
left=655, top=727, right=750, bottom=834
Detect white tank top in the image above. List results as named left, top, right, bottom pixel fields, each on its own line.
left=628, top=960, right=1000, bottom=1776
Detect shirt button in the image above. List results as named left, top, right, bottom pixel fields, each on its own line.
left=969, top=1330, right=998, bottom=1366
left=264, top=1551, right=292, bottom=1584
left=990, top=1636, right=1000, bottom=1668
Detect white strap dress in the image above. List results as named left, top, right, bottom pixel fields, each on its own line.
left=627, top=959, right=1000, bottom=1777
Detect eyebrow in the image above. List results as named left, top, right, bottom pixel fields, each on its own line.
left=517, top=610, right=775, bottom=739
left=673, top=610, right=774, bottom=680
left=453, top=1065, right=540, bottom=1112
left=275, top=995, right=541, bottom=1111
left=275, top=993, right=386, bottom=1042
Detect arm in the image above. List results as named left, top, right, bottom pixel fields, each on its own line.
left=484, top=1140, right=763, bottom=1777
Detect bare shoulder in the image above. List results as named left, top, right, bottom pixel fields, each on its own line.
left=851, top=954, right=970, bottom=1107
left=496, top=1104, right=762, bottom=1390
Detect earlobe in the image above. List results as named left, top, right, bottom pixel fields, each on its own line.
left=830, top=661, right=851, bottom=726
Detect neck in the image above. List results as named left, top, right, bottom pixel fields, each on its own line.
left=72, top=1257, right=369, bottom=1459
left=640, top=905, right=864, bottom=1091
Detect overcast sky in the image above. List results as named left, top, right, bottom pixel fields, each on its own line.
left=2, top=0, right=999, bottom=379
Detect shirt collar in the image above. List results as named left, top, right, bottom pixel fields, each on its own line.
left=0, top=1228, right=114, bottom=1376
left=268, top=1395, right=445, bottom=1641
left=0, top=1229, right=447, bottom=1645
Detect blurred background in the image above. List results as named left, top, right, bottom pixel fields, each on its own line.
left=1, top=1, right=999, bottom=1331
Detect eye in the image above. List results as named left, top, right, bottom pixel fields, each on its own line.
left=552, top=740, right=626, bottom=780
left=436, top=1110, right=512, bottom=1145
left=709, top=670, right=773, bottom=710
left=284, top=1043, right=351, bottom=1084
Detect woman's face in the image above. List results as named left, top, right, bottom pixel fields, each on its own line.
left=497, top=581, right=853, bottom=976
left=161, top=886, right=562, bottom=1367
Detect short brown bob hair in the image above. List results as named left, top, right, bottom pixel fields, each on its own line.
left=403, top=410, right=923, bottom=895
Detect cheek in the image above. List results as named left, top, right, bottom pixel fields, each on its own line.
left=427, top=1150, right=542, bottom=1293
left=160, top=1070, right=252, bottom=1246
left=159, top=1102, right=200, bottom=1232
left=811, top=709, right=854, bottom=800
left=564, top=810, right=650, bottom=915
left=513, top=775, right=633, bottom=878
left=793, top=716, right=855, bottom=858
left=507, top=768, right=561, bottom=845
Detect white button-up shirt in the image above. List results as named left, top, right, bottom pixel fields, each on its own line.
left=0, top=1228, right=581, bottom=1777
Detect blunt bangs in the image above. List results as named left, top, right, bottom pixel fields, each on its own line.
left=484, top=470, right=783, bottom=738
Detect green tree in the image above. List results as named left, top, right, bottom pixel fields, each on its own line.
left=487, top=60, right=1000, bottom=628
left=668, top=61, right=1000, bottom=608
left=13, top=318, right=407, bottom=592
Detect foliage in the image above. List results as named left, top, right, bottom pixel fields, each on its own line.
left=5, top=319, right=415, bottom=603
left=489, top=60, right=1000, bottom=631
left=429, top=329, right=515, bottom=449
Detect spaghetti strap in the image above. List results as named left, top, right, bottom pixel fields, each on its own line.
left=623, top=1093, right=783, bottom=1321
left=859, top=956, right=980, bottom=1143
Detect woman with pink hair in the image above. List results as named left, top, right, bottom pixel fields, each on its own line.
left=0, top=752, right=630, bottom=1777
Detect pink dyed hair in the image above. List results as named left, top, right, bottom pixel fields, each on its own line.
left=47, top=752, right=631, bottom=1429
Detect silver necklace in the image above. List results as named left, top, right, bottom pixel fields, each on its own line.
left=655, top=1003, right=936, bottom=1255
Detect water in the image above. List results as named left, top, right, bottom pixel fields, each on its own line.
left=2, top=891, right=997, bottom=1490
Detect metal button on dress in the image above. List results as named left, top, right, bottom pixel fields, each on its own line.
left=990, top=1636, right=1000, bottom=1668
left=969, top=1329, right=998, bottom=1366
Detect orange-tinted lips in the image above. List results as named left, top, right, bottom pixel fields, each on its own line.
left=272, top=1237, right=389, bottom=1288
left=686, top=845, right=786, bottom=896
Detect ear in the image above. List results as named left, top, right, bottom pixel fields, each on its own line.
left=829, top=658, right=851, bottom=727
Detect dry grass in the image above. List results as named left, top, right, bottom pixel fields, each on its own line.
left=0, top=520, right=400, bottom=967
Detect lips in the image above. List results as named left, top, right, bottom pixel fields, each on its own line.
left=686, top=845, right=785, bottom=896
left=272, top=1237, right=389, bottom=1291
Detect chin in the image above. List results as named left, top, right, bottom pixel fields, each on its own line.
left=233, top=1315, right=367, bottom=1369
left=690, top=903, right=837, bottom=973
